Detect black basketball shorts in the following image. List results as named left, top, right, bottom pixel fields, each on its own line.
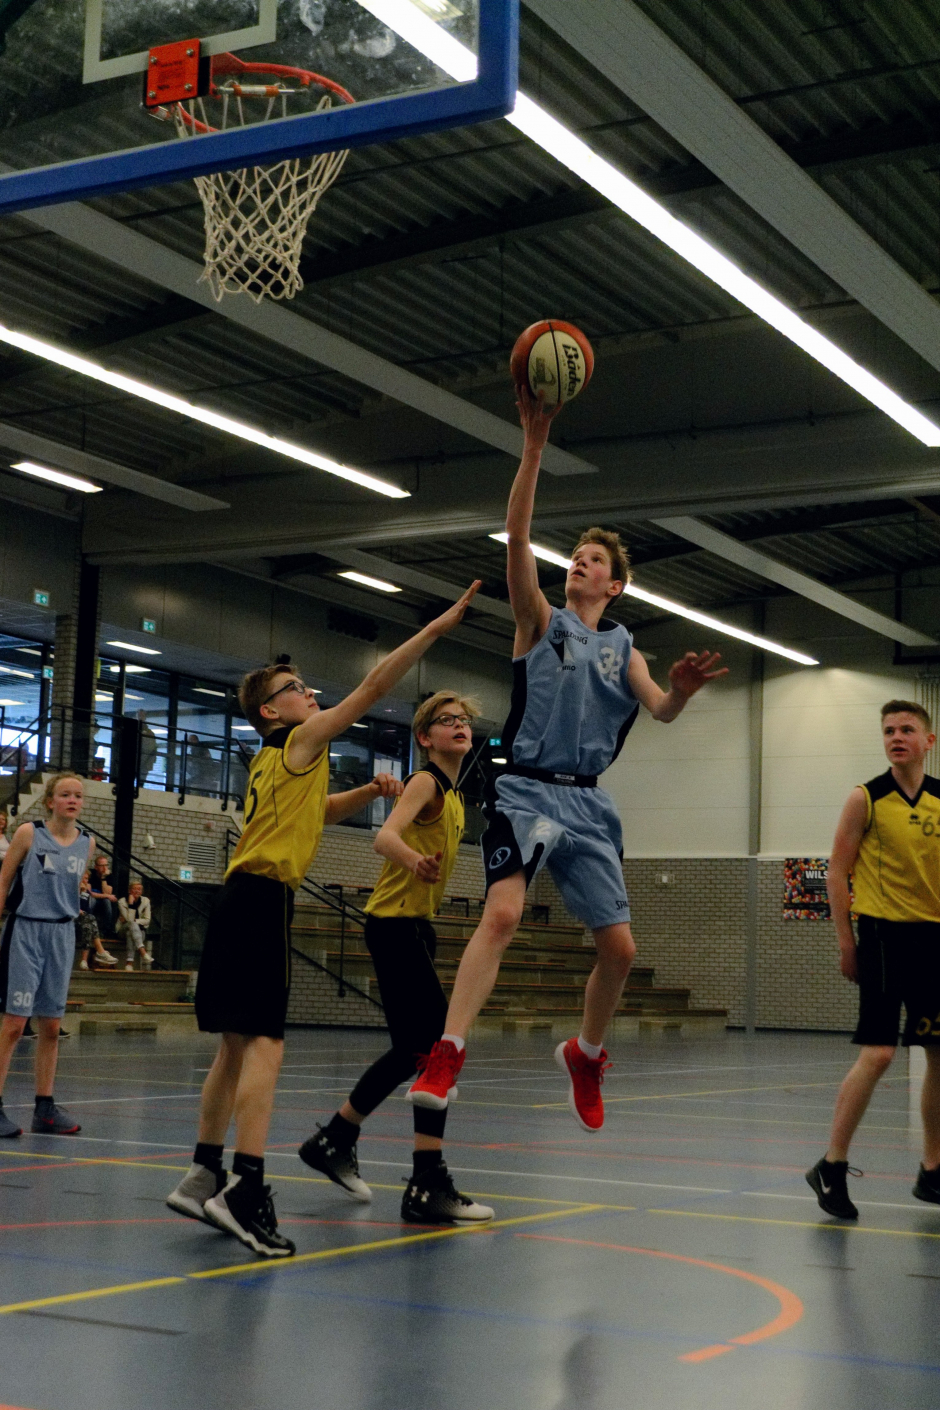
left=195, top=872, right=294, bottom=1040
left=852, top=915, right=940, bottom=1047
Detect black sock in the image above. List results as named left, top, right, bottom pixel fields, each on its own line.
left=194, top=1142, right=224, bottom=1174
left=233, top=1152, right=264, bottom=1185
left=324, top=1113, right=359, bottom=1149
left=35, top=1095, right=53, bottom=1111
left=413, top=1149, right=443, bottom=1178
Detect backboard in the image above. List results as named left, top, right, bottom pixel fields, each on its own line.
left=0, top=0, right=516, bottom=215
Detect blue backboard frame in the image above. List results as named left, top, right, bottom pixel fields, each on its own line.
left=0, top=0, right=517, bottom=216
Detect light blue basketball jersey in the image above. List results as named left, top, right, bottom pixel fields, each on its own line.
left=502, top=607, right=639, bottom=777
left=8, top=821, right=92, bottom=921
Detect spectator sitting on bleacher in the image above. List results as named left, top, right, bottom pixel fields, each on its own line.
left=77, top=871, right=118, bottom=969
left=118, top=881, right=152, bottom=970
left=0, top=810, right=9, bottom=861
left=88, top=854, right=116, bottom=937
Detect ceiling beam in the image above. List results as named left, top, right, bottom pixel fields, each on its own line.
left=654, top=514, right=937, bottom=647
left=0, top=422, right=228, bottom=512
left=525, top=0, right=940, bottom=377
left=16, top=201, right=597, bottom=479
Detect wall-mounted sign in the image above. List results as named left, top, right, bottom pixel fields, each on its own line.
left=178, top=866, right=194, bottom=883
left=141, top=618, right=156, bottom=634
left=42, top=666, right=53, bottom=680
left=783, top=858, right=830, bottom=920
left=32, top=589, right=50, bottom=607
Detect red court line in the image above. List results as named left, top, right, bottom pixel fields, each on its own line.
left=518, top=1233, right=804, bottom=1364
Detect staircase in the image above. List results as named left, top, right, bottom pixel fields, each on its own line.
left=66, top=967, right=196, bottom=1034
left=291, top=901, right=727, bottom=1039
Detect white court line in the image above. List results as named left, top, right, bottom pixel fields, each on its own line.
left=357, top=1159, right=731, bottom=1194
left=3, top=1093, right=199, bottom=1108
left=742, top=1191, right=940, bottom=1212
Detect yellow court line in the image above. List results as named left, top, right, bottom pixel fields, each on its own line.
left=649, top=1208, right=940, bottom=1240
left=533, top=1079, right=843, bottom=1110
left=0, top=1204, right=603, bottom=1316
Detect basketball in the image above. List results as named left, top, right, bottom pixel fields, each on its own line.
left=510, top=319, right=594, bottom=407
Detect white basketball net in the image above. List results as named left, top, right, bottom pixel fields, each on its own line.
left=171, top=84, right=350, bottom=303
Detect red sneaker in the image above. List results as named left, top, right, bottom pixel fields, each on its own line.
left=555, top=1038, right=610, bottom=1132
left=406, top=1040, right=465, bottom=1110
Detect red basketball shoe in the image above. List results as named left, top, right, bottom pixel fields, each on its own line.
left=406, top=1040, right=465, bottom=1110
left=555, top=1038, right=610, bottom=1132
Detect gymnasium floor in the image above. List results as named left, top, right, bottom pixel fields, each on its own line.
left=0, top=1029, right=936, bottom=1410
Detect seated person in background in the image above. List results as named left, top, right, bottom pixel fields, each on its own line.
left=0, top=810, right=9, bottom=860
left=77, top=871, right=118, bottom=969
left=118, top=881, right=152, bottom=970
left=88, top=854, right=116, bottom=937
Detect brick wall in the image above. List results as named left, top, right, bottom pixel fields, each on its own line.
left=286, top=953, right=384, bottom=1030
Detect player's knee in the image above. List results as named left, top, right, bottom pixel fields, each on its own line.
left=484, top=896, right=523, bottom=941
left=859, top=1045, right=895, bottom=1076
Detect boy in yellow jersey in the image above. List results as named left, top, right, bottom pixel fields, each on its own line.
left=807, top=699, right=940, bottom=1219
left=299, top=691, right=494, bottom=1225
left=167, top=585, right=480, bottom=1258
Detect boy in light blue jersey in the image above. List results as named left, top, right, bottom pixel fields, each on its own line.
left=410, top=387, right=726, bottom=1132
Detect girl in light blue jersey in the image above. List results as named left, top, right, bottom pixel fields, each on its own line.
left=0, top=772, right=93, bottom=1138
left=410, top=386, right=727, bottom=1140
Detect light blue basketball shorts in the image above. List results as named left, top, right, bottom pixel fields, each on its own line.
left=481, top=774, right=631, bottom=931
left=0, top=915, right=76, bottom=1018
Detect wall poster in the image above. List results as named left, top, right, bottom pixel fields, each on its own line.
left=783, top=858, right=831, bottom=920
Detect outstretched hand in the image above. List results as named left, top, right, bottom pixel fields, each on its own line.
left=370, top=773, right=402, bottom=799
left=516, top=382, right=562, bottom=450
left=427, top=581, right=482, bottom=637
left=413, top=851, right=443, bottom=884
left=668, top=650, right=728, bottom=699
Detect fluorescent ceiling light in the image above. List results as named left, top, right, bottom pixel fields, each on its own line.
left=0, top=698, right=24, bottom=706
left=338, top=570, right=403, bottom=593
left=106, top=641, right=161, bottom=656
left=11, top=459, right=103, bottom=493
left=488, top=533, right=818, bottom=665
left=107, top=664, right=150, bottom=674
left=0, top=326, right=410, bottom=500
left=125, top=693, right=144, bottom=700
left=232, top=724, right=256, bottom=731
left=0, top=664, right=34, bottom=679
left=193, top=687, right=226, bottom=697
left=350, top=722, right=369, bottom=728
left=492, top=755, right=508, bottom=763
left=361, top=1, right=940, bottom=448
left=94, top=692, right=111, bottom=701
left=15, top=648, right=41, bottom=657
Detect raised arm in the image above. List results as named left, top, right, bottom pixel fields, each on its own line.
left=506, top=386, right=562, bottom=656
left=627, top=648, right=727, bottom=722
left=287, top=583, right=481, bottom=770
left=827, top=788, right=868, bottom=983
left=373, top=772, right=444, bottom=884
left=0, top=823, right=31, bottom=915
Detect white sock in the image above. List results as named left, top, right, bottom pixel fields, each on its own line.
left=577, top=1035, right=603, bottom=1060
left=441, top=1033, right=465, bottom=1053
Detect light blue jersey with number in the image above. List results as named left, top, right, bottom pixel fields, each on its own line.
left=503, top=606, right=639, bottom=776
left=9, top=821, right=91, bottom=921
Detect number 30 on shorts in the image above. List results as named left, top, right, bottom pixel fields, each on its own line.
left=12, top=990, right=32, bottom=1009
left=916, top=1011, right=940, bottom=1037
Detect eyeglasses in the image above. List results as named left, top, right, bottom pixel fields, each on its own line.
left=429, top=713, right=473, bottom=728
left=263, top=679, right=307, bottom=705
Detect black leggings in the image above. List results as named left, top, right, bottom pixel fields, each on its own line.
left=348, top=916, right=449, bottom=1139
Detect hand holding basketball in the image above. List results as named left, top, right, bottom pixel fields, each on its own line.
left=510, top=319, right=594, bottom=408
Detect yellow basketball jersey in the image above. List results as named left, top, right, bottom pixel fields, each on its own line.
left=365, top=764, right=464, bottom=919
left=226, top=725, right=329, bottom=891
left=851, top=769, right=940, bottom=922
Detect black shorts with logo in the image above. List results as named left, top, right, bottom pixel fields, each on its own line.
left=195, top=872, right=294, bottom=1040
left=852, top=915, right=940, bottom=1047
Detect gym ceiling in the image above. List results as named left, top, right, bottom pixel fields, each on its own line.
left=3, top=0, right=940, bottom=660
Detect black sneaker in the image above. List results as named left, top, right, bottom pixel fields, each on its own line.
left=203, top=1175, right=296, bottom=1258
left=31, top=1102, right=81, bottom=1135
left=299, top=1125, right=372, bottom=1202
left=806, top=1156, right=859, bottom=1219
left=913, top=1164, right=940, bottom=1204
left=0, top=1105, right=21, bottom=1138
left=401, top=1161, right=494, bottom=1225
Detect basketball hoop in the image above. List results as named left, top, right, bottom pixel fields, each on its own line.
left=156, top=53, right=354, bottom=303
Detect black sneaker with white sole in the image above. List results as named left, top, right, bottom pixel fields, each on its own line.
left=806, top=1156, right=860, bottom=1219
left=166, top=1162, right=227, bottom=1225
left=0, top=1105, right=21, bottom=1138
left=913, top=1163, right=940, bottom=1204
left=204, top=1175, right=296, bottom=1258
left=299, top=1125, right=372, bottom=1202
left=400, top=1161, right=494, bottom=1225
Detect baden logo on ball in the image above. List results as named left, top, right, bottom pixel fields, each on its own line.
left=510, top=320, right=595, bottom=407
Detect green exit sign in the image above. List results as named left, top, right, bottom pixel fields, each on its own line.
left=178, top=866, right=194, bottom=883
left=32, top=589, right=50, bottom=607
left=489, top=737, right=501, bottom=746
left=141, top=618, right=156, bottom=634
